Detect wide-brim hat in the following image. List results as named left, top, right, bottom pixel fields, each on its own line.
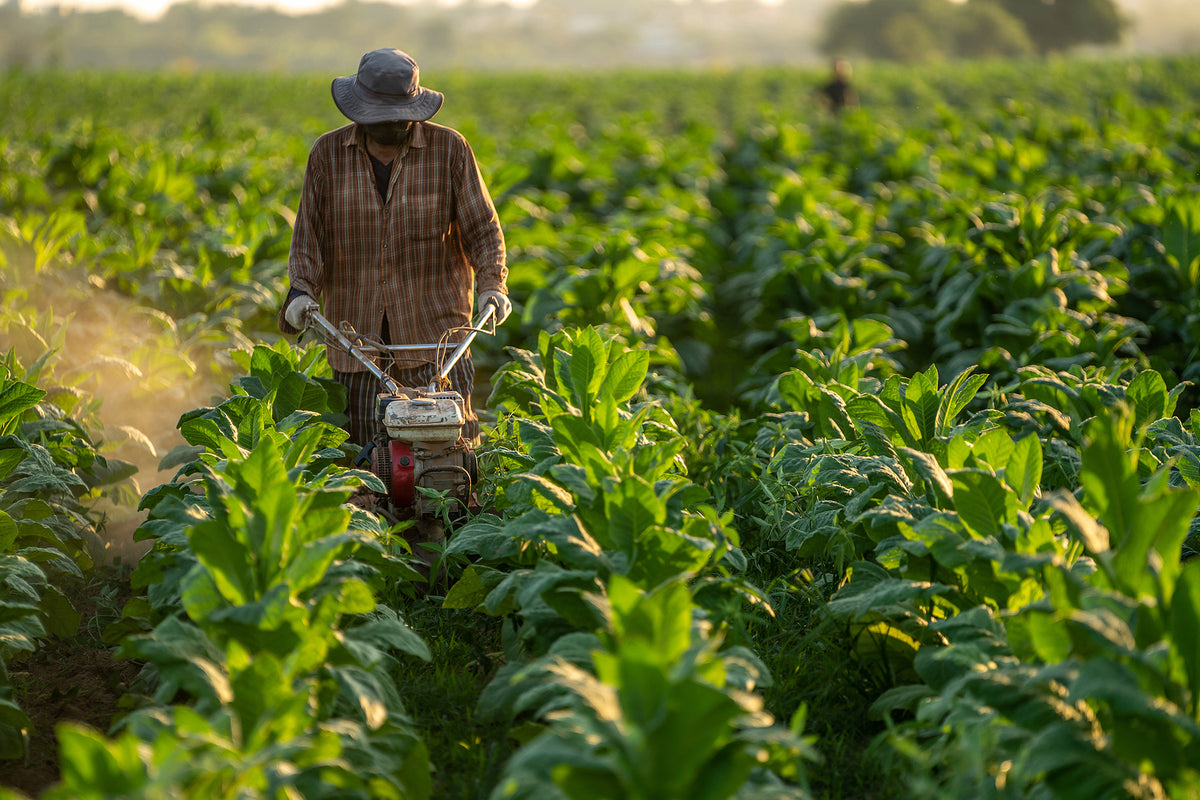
left=331, top=48, right=444, bottom=124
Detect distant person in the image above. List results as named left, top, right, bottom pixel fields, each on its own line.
left=278, top=47, right=511, bottom=446
left=819, top=58, right=859, bottom=114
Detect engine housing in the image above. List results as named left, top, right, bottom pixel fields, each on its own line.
left=366, top=387, right=478, bottom=519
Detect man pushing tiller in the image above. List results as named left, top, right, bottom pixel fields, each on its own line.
left=278, top=47, right=511, bottom=565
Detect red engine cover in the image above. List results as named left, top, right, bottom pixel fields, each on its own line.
left=389, top=440, right=415, bottom=507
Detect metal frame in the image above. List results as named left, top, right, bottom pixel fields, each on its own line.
left=303, top=303, right=498, bottom=394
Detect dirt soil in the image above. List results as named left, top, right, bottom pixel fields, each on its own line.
left=2, top=579, right=142, bottom=799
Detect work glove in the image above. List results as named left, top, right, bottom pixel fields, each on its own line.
left=477, top=289, right=512, bottom=325
left=284, top=293, right=320, bottom=330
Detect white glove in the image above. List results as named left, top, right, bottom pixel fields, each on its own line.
left=477, top=290, right=512, bottom=324
left=284, top=293, right=320, bottom=329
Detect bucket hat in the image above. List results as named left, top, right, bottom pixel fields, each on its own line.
left=332, top=48, right=444, bottom=124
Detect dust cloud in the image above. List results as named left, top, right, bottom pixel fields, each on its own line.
left=2, top=254, right=240, bottom=566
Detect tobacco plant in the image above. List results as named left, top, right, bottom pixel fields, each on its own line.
left=443, top=327, right=810, bottom=797
left=490, top=576, right=815, bottom=800
left=0, top=353, right=136, bottom=760
left=873, top=408, right=1200, bottom=799
left=57, top=341, right=436, bottom=798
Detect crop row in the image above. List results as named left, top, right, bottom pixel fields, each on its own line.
left=0, top=328, right=822, bottom=798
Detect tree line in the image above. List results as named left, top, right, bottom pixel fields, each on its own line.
left=824, top=0, right=1127, bottom=62
left=0, top=0, right=1147, bottom=73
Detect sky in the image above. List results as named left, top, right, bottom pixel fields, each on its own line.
left=15, top=0, right=552, bottom=20
left=17, top=0, right=790, bottom=19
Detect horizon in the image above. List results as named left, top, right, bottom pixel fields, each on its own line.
left=6, top=0, right=1195, bottom=70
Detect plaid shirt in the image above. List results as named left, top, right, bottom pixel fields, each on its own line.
left=280, top=121, right=507, bottom=374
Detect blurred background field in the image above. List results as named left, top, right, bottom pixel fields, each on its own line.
left=4, top=51, right=1200, bottom=548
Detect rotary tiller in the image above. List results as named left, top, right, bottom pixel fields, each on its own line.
left=301, top=303, right=497, bottom=527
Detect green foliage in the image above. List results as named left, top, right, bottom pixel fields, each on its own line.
left=854, top=407, right=1200, bottom=798
left=1162, top=193, right=1200, bottom=293
left=39, top=344, right=437, bottom=798
left=821, top=0, right=1126, bottom=61
left=443, top=329, right=808, bottom=797
left=448, top=328, right=746, bottom=649
left=0, top=352, right=138, bottom=761
left=7, top=58, right=1200, bottom=799
left=491, top=576, right=816, bottom=800
left=821, top=0, right=1036, bottom=62
left=988, top=0, right=1128, bottom=55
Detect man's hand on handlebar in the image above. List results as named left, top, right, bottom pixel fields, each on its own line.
left=477, top=290, right=512, bottom=325
left=285, top=294, right=320, bottom=329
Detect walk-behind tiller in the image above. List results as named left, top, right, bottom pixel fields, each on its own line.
left=299, top=303, right=498, bottom=536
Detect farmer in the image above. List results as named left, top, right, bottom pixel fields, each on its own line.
left=279, top=47, right=510, bottom=446
left=818, top=57, right=859, bottom=115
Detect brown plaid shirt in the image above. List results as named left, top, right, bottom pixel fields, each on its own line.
left=280, top=121, right=507, bottom=374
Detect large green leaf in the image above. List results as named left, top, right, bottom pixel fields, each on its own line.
left=5, top=444, right=88, bottom=497
left=442, top=514, right=524, bottom=562
left=846, top=394, right=900, bottom=437
left=0, top=379, right=44, bottom=433
left=0, top=444, right=26, bottom=483
left=1169, top=560, right=1200, bottom=719
left=900, top=368, right=939, bottom=447
left=328, top=664, right=391, bottom=731
left=1125, top=369, right=1169, bottom=432
left=0, top=510, right=17, bottom=552
left=1164, top=194, right=1200, bottom=287
left=1079, top=409, right=1140, bottom=550
left=951, top=470, right=1016, bottom=540
left=188, top=518, right=255, bottom=605
left=517, top=473, right=576, bottom=514
left=556, top=328, right=607, bottom=419
left=1004, top=433, right=1043, bottom=506
left=606, top=575, right=694, bottom=667
left=937, top=367, right=987, bottom=432
left=117, top=617, right=231, bottom=705
left=230, top=653, right=310, bottom=742
left=442, top=564, right=508, bottom=609
left=898, top=447, right=953, bottom=506
left=969, top=428, right=1016, bottom=473
left=284, top=532, right=356, bottom=597
left=1113, top=482, right=1199, bottom=599
left=828, top=572, right=952, bottom=621
left=0, top=694, right=32, bottom=760
left=1026, top=608, right=1072, bottom=663
left=604, top=348, right=649, bottom=406
left=38, top=584, right=80, bottom=637
left=178, top=407, right=239, bottom=452
left=343, top=607, right=431, bottom=663
left=650, top=681, right=750, bottom=795
left=208, top=582, right=296, bottom=632
left=52, top=724, right=148, bottom=796
left=603, top=476, right=664, bottom=556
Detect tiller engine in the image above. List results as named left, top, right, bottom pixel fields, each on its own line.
left=302, top=304, right=496, bottom=527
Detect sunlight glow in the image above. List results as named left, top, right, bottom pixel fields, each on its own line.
left=18, top=0, right=537, bottom=21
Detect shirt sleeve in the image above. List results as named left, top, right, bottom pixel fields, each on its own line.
left=279, top=145, right=327, bottom=335
left=454, top=137, right=508, bottom=297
